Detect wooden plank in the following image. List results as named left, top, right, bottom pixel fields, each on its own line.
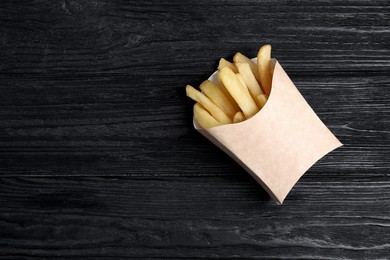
left=0, top=177, right=389, bottom=259
left=0, top=1, right=388, bottom=75
left=0, top=1, right=388, bottom=177
left=0, top=74, right=388, bottom=176
left=0, top=0, right=389, bottom=258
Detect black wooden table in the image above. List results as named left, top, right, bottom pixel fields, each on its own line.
left=1, top=1, right=389, bottom=259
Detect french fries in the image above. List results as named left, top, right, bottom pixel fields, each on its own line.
left=186, top=44, right=273, bottom=129
left=186, top=85, right=232, bottom=124
left=256, top=94, right=268, bottom=108
left=217, top=72, right=241, bottom=112
left=235, top=73, right=252, bottom=97
left=233, top=112, right=245, bottom=123
left=233, top=52, right=260, bottom=83
left=220, top=67, right=258, bottom=119
left=194, top=103, right=221, bottom=129
left=218, top=58, right=238, bottom=73
left=199, top=80, right=236, bottom=118
left=236, top=62, right=264, bottom=107
left=257, top=44, right=272, bottom=95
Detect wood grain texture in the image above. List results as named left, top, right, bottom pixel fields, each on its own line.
left=0, top=0, right=389, bottom=258
left=1, top=177, right=390, bottom=259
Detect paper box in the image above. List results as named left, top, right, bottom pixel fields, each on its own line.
left=193, top=58, right=342, bottom=204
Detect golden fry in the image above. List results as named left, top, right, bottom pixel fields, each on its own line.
left=256, top=94, right=268, bottom=108
left=235, top=73, right=251, bottom=97
left=199, top=80, right=236, bottom=118
left=236, top=62, right=264, bottom=106
left=219, top=67, right=258, bottom=118
left=233, top=112, right=245, bottom=123
left=218, top=58, right=238, bottom=73
left=186, top=85, right=232, bottom=124
left=233, top=52, right=260, bottom=83
left=194, top=103, right=221, bottom=129
left=217, top=73, right=240, bottom=112
left=186, top=45, right=273, bottom=126
left=257, top=44, right=272, bottom=95
left=235, top=73, right=246, bottom=91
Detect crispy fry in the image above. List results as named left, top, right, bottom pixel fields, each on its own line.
left=233, top=112, right=245, bottom=123
left=219, top=67, right=258, bottom=118
left=235, top=73, right=251, bottom=97
left=218, top=58, right=238, bottom=73
left=233, top=52, right=260, bottom=83
left=235, top=73, right=246, bottom=90
left=193, top=103, right=221, bottom=129
left=186, top=45, right=273, bottom=126
left=257, top=44, right=272, bottom=95
left=199, top=80, right=236, bottom=118
left=236, top=62, right=264, bottom=106
left=217, top=73, right=241, bottom=112
left=186, top=85, right=232, bottom=124
left=256, top=94, right=268, bottom=108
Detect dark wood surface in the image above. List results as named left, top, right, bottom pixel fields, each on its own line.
left=0, top=0, right=389, bottom=259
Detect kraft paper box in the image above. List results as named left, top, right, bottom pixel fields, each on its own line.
left=193, top=58, right=342, bottom=204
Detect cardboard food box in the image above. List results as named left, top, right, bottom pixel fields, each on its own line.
left=193, top=58, right=342, bottom=204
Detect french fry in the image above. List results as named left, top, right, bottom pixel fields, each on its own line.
left=233, top=112, right=245, bottom=123
left=235, top=73, right=246, bottom=90
left=256, top=94, right=268, bottom=108
left=194, top=103, right=221, bottom=129
left=257, top=44, right=272, bottom=95
left=217, top=73, right=241, bottom=112
left=218, top=58, right=238, bottom=73
left=199, top=80, right=236, bottom=118
left=236, top=62, right=264, bottom=106
left=186, top=85, right=232, bottom=124
left=233, top=52, right=260, bottom=83
left=235, top=73, right=251, bottom=97
left=219, top=67, right=258, bottom=119
left=186, top=44, right=273, bottom=127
